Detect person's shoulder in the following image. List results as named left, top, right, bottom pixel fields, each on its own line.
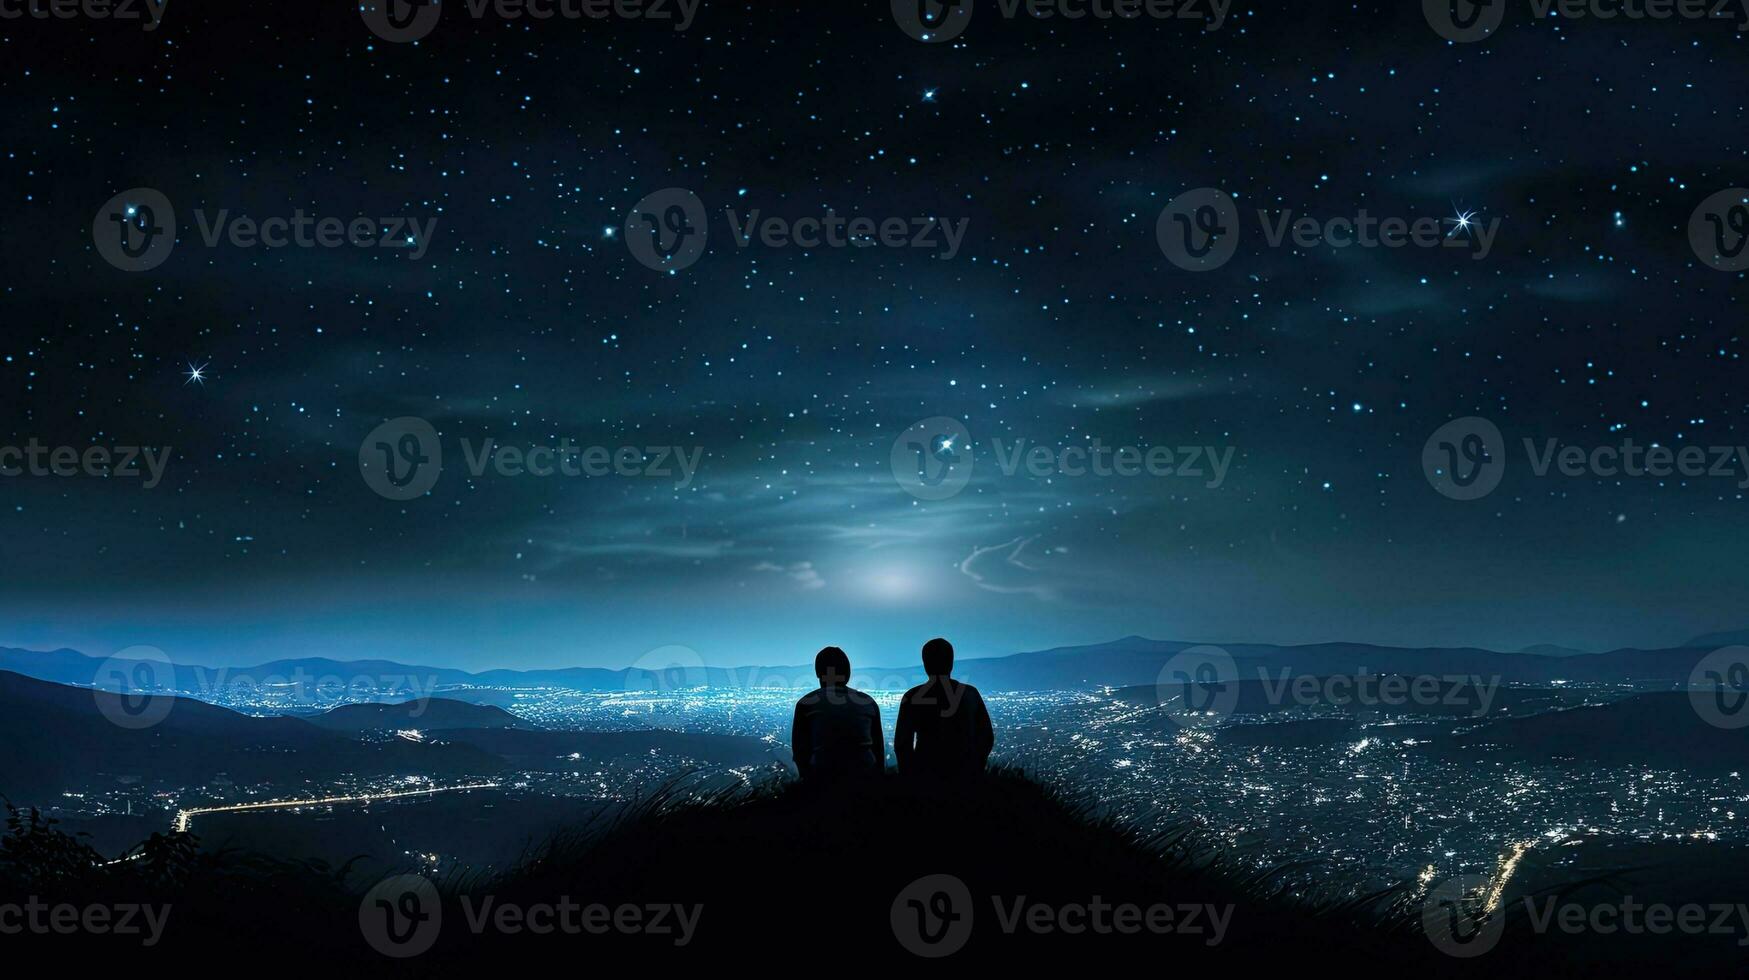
left=795, top=687, right=824, bottom=706
left=900, top=682, right=930, bottom=702
left=954, top=680, right=985, bottom=700
left=844, top=686, right=879, bottom=706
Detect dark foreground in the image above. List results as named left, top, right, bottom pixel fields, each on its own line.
left=0, top=770, right=1739, bottom=974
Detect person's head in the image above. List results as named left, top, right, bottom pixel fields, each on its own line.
left=922, top=637, right=954, bottom=677
left=814, top=646, right=851, bottom=686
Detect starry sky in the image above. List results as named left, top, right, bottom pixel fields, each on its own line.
left=2, top=1, right=1747, bottom=670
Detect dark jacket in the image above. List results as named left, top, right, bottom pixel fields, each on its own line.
left=894, top=677, right=994, bottom=778
left=791, top=684, right=884, bottom=781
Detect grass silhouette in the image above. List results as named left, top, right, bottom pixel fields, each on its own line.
left=4, top=770, right=1743, bottom=972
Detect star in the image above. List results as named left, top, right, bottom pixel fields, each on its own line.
left=184, top=361, right=211, bottom=386
left=1446, top=208, right=1478, bottom=237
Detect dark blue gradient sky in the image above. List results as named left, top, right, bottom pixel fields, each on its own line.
left=2, top=2, right=1747, bottom=668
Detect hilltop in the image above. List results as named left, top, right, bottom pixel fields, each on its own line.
left=4, top=768, right=1746, bottom=973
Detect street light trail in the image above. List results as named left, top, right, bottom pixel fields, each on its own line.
left=173, top=782, right=500, bottom=833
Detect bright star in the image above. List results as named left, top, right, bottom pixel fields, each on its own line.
left=1446, top=208, right=1478, bottom=237
left=184, top=361, right=211, bottom=386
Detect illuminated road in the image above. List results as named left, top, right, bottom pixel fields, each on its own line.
left=173, top=782, right=500, bottom=833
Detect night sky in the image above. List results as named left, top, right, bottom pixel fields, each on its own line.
left=2, top=1, right=1747, bottom=669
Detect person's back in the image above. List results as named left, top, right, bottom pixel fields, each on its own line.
left=791, top=647, right=884, bottom=782
left=895, top=638, right=994, bottom=780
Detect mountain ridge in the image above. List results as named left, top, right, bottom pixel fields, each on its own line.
left=1, top=632, right=1734, bottom=698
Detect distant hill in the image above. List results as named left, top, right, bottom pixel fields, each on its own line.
left=1437, top=691, right=1749, bottom=772
left=305, top=698, right=532, bottom=733
left=0, top=672, right=789, bottom=808
left=1, top=633, right=1734, bottom=700
left=1685, top=628, right=1749, bottom=649
left=0, top=670, right=502, bottom=805
left=1517, top=644, right=1591, bottom=657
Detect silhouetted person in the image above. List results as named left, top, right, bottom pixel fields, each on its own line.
left=895, top=637, right=994, bottom=780
left=791, top=646, right=884, bottom=783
